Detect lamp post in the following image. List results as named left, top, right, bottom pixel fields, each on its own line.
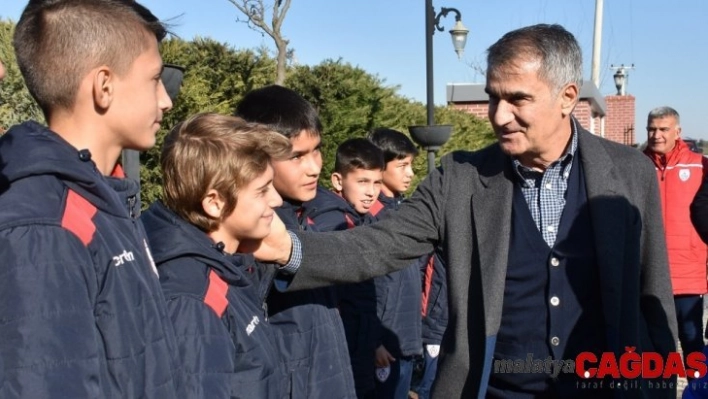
left=121, top=64, right=185, bottom=216
left=409, top=1, right=469, bottom=173
left=610, top=63, right=634, bottom=96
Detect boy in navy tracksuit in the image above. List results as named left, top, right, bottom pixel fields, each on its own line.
left=414, top=251, right=448, bottom=399
left=0, top=2, right=181, bottom=397
left=368, top=128, right=425, bottom=399
left=236, top=85, right=356, bottom=398
left=141, top=113, right=292, bottom=398
left=308, top=138, right=386, bottom=398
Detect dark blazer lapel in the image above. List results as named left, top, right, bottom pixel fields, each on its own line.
left=578, top=129, right=625, bottom=345
left=471, top=145, right=514, bottom=335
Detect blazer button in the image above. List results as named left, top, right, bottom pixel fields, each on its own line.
left=551, top=336, right=560, bottom=346
left=550, top=257, right=560, bottom=267
left=550, top=296, right=560, bottom=306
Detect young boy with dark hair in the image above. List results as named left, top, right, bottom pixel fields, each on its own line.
left=368, top=128, right=418, bottom=202
left=236, top=85, right=356, bottom=398
left=140, top=113, right=291, bottom=398
left=308, top=137, right=385, bottom=398
left=0, top=1, right=179, bottom=397
left=367, top=128, right=424, bottom=399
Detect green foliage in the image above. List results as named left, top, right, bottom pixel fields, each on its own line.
left=286, top=59, right=411, bottom=188
left=286, top=59, right=495, bottom=190
left=140, top=37, right=277, bottom=207
left=0, top=19, right=494, bottom=204
left=405, top=107, right=497, bottom=189
left=0, top=19, right=44, bottom=132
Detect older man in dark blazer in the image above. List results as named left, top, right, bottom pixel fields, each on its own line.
left=256, top=24, right=677, bottom=399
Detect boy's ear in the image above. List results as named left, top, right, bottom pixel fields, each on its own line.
left=92, top=66, right=114, bottom=110
left=331, top=173, right=343, bottom=192
left=202, top=189, right=225, bottom=219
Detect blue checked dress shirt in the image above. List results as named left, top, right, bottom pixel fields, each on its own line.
left=511, top=120, right=579, bottom=247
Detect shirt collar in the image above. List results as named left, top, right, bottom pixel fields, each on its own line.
left=512, top=118, right=578, bottom=181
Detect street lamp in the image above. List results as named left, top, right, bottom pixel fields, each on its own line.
left=410, top=1, right=469, bottom=173
left=610, top=63, right=634, bottom=96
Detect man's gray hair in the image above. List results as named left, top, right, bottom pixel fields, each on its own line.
left=486, top=24, right=583, bottom=93
left=648, top=106, right=681, bottom=126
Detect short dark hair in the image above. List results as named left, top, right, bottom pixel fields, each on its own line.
left=487, top=24, right=582, bottom=94
left=334, top=138, right=385, bottom=176
left=368, top=128, right=419, bottom=164
left=13, top=0, right=167, bottom=118
left=235, top=85, right=322, bottom=139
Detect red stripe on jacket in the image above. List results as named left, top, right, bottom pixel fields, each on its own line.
left=421, top=255, right=435, bottom=316
left=111, top=164, right=126, bottom=178
left=204, top=270, right=229, bottom=317
left=369, top=200, right=384, bottom=217
left=61, top=190, right=97, bottom=246
left=344, top=214, right=356, bottom=229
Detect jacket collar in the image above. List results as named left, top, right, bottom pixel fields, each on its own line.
left=644, top=139, right=689, bottom=168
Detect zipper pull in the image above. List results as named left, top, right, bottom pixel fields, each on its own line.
left=128, top=195, right=137, bottom=219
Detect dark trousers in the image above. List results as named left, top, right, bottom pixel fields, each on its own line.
left=675, top=294, right=705, bottom=357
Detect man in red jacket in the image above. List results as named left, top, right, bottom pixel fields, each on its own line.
left=644, top=106, right=708, bottom=360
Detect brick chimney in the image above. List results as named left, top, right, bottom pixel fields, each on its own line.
left=604, top=95, right=636, bottom=145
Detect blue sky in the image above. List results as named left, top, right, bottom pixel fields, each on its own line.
left=4, top=1, right=707, bottom=141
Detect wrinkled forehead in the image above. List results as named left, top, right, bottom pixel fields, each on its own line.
left=487, top=56, right=542, bottom=81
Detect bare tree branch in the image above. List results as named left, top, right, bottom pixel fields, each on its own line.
left=465, top=58, right=486, bottom=81
left=227, top=0, right=291, bottom=85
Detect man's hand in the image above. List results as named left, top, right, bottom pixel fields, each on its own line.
left=375, top=344, right=396, bottom=368
left=238, top=212, right=293, bottom=265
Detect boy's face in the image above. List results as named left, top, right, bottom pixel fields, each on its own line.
left=271, top=131, right=322, bottom=202
left=381, top=155, right=415, bottom=197
left=107, top=37, right=172, bottom=151
left=222, top=164, right=283, bottom=241
left=332, top=168, right=383, bottom=215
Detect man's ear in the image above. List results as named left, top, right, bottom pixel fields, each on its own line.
left=202, top=189, right=225, bottom=219
left=331, top=172, right=344, bottom=192
left=559, top=82, right=579, bottom=117
left=92, top=66, right=114, bottom=111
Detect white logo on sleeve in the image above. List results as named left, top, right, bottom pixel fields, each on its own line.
left=113, top=250, right=135, bottom=266
left=426, top=344, right=441, bottom=358
left=246, top=316, right=260, bottom=336
left=376, top=366, right=391, bottom=382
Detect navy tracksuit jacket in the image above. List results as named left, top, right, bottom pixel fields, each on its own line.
left=308, top=187, right=381, bottom=397
left=421, top=251, right=448, bottom=347
left=141, top=201, right=287, bottom=399
left=373, top=193, right=424, bottom=359
left=267, top=199, right=356, bottom=398
left=0, top=121, right=179, bottom=398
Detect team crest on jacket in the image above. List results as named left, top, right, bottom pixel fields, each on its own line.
left=679, top=169, right=691, bottom=182
left=426, top=344, right=441, bottom=358
left=376, top=366, right=391, bottom=382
